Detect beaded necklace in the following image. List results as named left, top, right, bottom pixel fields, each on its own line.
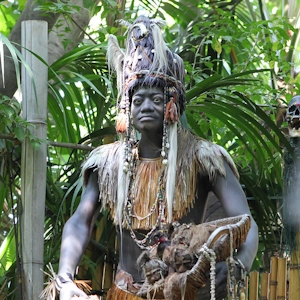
left=123, top=146, right=167, bottom=250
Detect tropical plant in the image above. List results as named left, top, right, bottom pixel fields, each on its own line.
left=1, top=0, right=300, bottom=298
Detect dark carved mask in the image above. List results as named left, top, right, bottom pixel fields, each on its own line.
left=286, top=96, right=300, bottom=137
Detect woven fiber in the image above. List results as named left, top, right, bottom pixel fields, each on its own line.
left=140, top=214, right=251, bottom=300
left=186, top=214, right=251, bottom=288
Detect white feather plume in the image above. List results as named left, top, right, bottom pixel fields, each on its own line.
left=107, top=35, right=125, bottom=100
left=150, top=23, right=169, bottom=75
left=166, top=122, right=178, bottom=222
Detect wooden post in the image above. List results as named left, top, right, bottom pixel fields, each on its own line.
left=261, top=272, right=270, bottom=300
left=269, top=257, right=278, bottom=300
left=277, top=258, right=287, bottom=300
left=289, top=233, right=300, bottom=300
left=249, top=271, right=259, bottom=300
left=21, top=20, right=48, bottom=300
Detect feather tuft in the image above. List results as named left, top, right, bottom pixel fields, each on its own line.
left=107, top=35, right=125, bottom=100
left=39, top=264, right=57, bottom=300
left=118, top=19, right=132, bottom=28
left=115, top=109, right=127, bottom=134
left=151, top=18, right=166, bottom=28
left=165, top=97, right=178, bottom=124
left=150, top=23, right=168, bottom=75
left=166, top=122, right=178, bottom=223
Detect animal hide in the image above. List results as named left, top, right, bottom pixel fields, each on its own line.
left=137, top=223, right=219, bottom=299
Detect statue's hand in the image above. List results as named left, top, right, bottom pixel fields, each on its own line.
left=196, top=261, right=228, bottom=300
left=59, top=281, right=89, bottom=300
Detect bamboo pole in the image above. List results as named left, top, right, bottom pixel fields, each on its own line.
left=21, top=20, right=48, bottom=300
left=277, top=258, right=287, bottom=300
left=261, top=272, right=270, bottom=300
left=249, top=271, right=259, bottom=300
left=270, top=257, right=278, bottom=300
left=245, top=276, right=249, bottom=300
left=289, top=233, right=300, bottom=300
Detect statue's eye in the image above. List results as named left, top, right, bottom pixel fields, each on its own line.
left=288, top=105, right=296, bottom=113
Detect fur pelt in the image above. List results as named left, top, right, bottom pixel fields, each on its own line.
left=162, top=223, right=218, bottom=273
left=136, top=222, right=219, bottom=299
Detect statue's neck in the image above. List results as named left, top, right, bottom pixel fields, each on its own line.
left=138, top=134, right=162, bottom=159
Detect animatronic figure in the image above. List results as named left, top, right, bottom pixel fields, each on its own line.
left=282, top=95, right=300, bottom=299
left=55, top=16, right=258, bottom=300
left=283, top=96, right=300, bottom=251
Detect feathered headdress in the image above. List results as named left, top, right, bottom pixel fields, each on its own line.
left=107, top=16, right=186, bottom=225
left=107, top=16, right=186, bottom=133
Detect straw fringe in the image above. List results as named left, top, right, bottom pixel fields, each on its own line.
left=82, top=142, right=120, bottom=211
left=131, top=158, right=163, bottom=229
left=40, top=264, right=57, bottom=300
left=40, top=264, right=93, bottom=300
left=82, top=130, right=239, bottom=229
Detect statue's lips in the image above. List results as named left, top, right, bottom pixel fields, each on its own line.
left=139, top=116, right=155, bottom=121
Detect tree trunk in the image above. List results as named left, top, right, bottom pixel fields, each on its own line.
left=0, top=0, right=58, bottom=97
left=0, top=0, right=100, bottom=98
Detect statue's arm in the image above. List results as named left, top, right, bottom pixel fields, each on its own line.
left=212, top=162, right=259, bottom=271
left=57, top=170, right=101, bottom=299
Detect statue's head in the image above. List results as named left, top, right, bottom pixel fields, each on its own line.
left=286, top=96, right=300, bottom=137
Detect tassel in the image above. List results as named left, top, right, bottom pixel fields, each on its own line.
left=116, top=109, right=127, bottom=134
left=40, top=264, right=57, bottom=300
left=40, top=263, right=92, bottom=300
left=165, top=97, right=178, bottom=124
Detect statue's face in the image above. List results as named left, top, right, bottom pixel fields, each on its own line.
left=286, top=96, right=300, bottom=137
left=131, top=87, right=164, bottom=134
left=173, top=245, right=194, bottom=273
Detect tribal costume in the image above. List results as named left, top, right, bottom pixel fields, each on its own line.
left=82, top=128, right=239, bottom=231
left=79, top=15, right=246, bottom=300
left=48, top=15, right=252, bottom=300
left=81, top=128, right=241, bottom=299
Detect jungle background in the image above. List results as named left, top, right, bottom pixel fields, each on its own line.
left=1, top=0, right=300, bottom=298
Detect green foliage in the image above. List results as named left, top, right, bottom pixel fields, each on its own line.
left=173, top=3, right=295, bottom=260
left=34, top=0, right=82, bottom=14
left=1, top=0, right=300, bottom=295
left=0, top=228, right=16, bottom=277
left=0, top=95, right=41, bottom=147
left=0, top=0, right=23, bottom=36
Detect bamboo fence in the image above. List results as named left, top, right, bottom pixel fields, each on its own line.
left=238, top=256, right=300, bottom=300
left=73, top=255, right=299, bottom=300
